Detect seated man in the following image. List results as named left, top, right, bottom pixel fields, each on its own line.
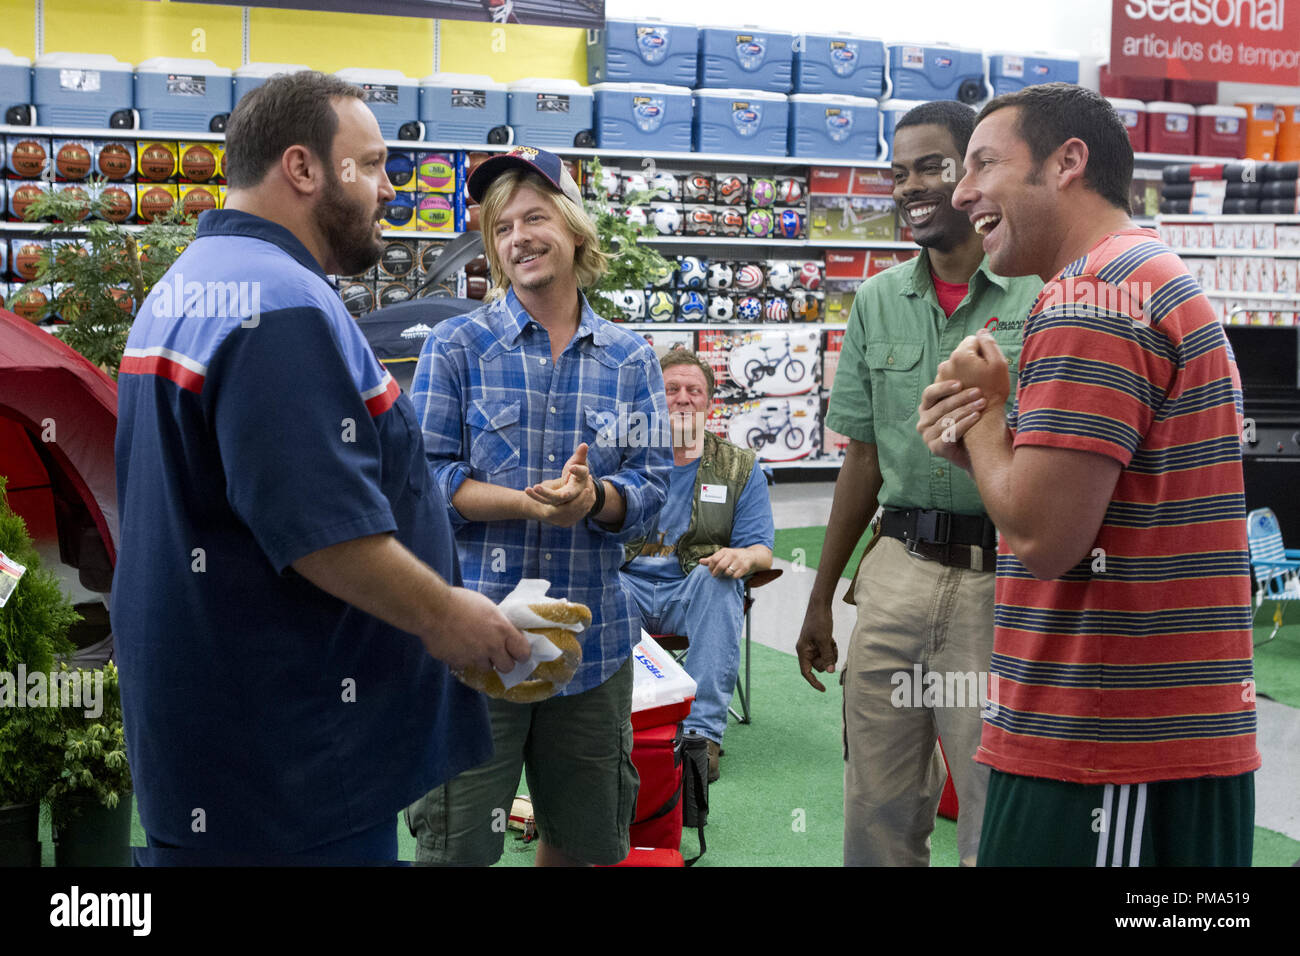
left=621, top=350, right=775, bottom=781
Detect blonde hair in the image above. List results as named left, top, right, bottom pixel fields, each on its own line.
left=479, top=167, right=608, bottom=302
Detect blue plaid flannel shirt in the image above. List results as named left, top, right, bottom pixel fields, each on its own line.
left=410, top=288, right=671, bottom=694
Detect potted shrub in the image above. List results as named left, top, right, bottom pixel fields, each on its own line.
left=12, top=181, right=197, bottom=377
left=583, top=157, right=675, bottom=323
left=47, top=660, right=132, bottom=867
left=0, top=478, right=79, bottom=865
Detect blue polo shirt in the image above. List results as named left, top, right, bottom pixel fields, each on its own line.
left=112, top=209, right=491, bottom=855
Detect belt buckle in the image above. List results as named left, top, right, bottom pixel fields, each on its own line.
left=915, top=509, right=951, bottom=546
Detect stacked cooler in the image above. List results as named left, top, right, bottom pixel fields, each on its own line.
left=1160, top=161, right=1300, bottom=215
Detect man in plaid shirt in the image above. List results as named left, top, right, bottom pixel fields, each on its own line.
left=405, top=146, right=671, bottom=867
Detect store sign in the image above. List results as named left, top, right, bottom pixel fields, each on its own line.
left=1110, top=0, right=1299, bottom=85
left=181, top=0, right=605, bottom=30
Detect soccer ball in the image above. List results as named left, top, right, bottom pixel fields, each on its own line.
left=622, top=205, right=649, bottom=229
left=716, top=173, right=746, bottom=206
left=647, top=259, right=675, bottom=288
left=678, top=256, right=707, bottom=289
left=776, top=177, right=805, bottom=205
left=737, top=296, right=762, bottom=321
left=621, top=171, right=650, bottom=198
left=748, top=177, right=776, bottom=207
left=707, top=295, right=735, bottom=321
left=684, top=205, right=716, bottom=236
left=683, top=172, right=714, bottom=202
left=598, top=166, right=622, bottom=199
left=649, top=171, right=680, bottom=201
left=716, top=206, right=745, bottom=237
left=678, top=290, right=707, bottom=320
left=707, top=262, right=734, bottom=290
left=746, top=208, right=774, bottom=238
left=776, top=208, right=804, bottom=239
left=765, top=297, right=789, bottom=321
left=647, top=289, right=675, bottom=321
left=651, top=204, right=682, bottom=235
left=767, top=261, right=795, bottom=293
left=797, top=262, right=822, bottom=291
left=734, top=263, right=765, bottom=292
left=615, top=289, right=646, bottom=321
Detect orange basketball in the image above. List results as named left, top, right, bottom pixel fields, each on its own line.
left=139, top=144, right=176, bottom=181
left=10, top=140, right=47, bottom=178
left=11, top=287, right=48, bottom=323
left=138, top=186, right=177, bottom=222
left=97, top=142, right=133, bottom=180
left=181, top=187, right=217, bottom=216
left=56, top=142, right=92, bottom=180
left=181, top=143, right=217, bottom=182
left=101, top=186, right=134, bottom=223
left=14, top=243, right=45, bottom=280
left=11, top=183, right=46, bottom=221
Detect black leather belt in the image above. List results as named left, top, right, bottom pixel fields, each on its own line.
left=878, top=508, right=997, bottom=572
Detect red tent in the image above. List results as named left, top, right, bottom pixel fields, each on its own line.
left=0, top=308, right=117, bottom=592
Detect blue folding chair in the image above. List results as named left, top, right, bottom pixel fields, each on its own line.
left=1246, top=507, right=1300, bottom=647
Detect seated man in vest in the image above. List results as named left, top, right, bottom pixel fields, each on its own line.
left=622, top=350, right=775, bottom=782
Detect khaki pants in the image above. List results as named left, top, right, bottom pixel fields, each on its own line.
left=842, top=535, right=996, bottom=866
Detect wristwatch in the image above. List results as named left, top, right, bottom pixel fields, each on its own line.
left=586, top=477, right=606, bottom=519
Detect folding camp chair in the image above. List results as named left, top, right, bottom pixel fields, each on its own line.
left=1246, top=507, right=1300, bottom=647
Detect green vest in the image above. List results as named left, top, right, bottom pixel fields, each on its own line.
left=624, top=430, right=757, bottom=577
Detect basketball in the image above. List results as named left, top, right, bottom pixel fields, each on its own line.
left=181, top=186, right=217, bottom=216
left=419, top=154, right=455, bottom=190
left=139, top=144, right=177, bottom=181
left=181, top=144, right=217, bottom=182
left=100, top=186, right=134, bottom=223
left=11, top=183, right=45, bottom=220
left=97, top=142, right=133, bottom=179
left=56, top=185, right=90, bottom=221
left=14, top=243, right=45, bottom=280
left=11, top=287, right=47, bottom=323
left=109, top=286, right=134, bottom=313
left=138, top=186, right=177, bottom=222
left=418, top=194, right=453, bottom=229
left=56, top=142, right=92, bottom=180
left=11, top=140, right=47, bottom=178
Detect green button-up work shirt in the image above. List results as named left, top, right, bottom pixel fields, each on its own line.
left=825, top=249, right=1043, bottom=517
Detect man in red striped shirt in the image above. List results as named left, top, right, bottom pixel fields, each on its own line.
left=917, top=83, right=1259, bottom=866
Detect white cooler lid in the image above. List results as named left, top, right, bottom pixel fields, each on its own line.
left=631, top=633, right=698, bottom=714
left=879, top=98, right=927, bottom=113
left=605, top=17, right=696, bottom=28
left=0, top=48, right=31, bottom=67
left=589, top=81, right=692, bottom=95
left=797, top=32, right=885, bottom=42
left=788, top=93, right=878, bottom=107
left=1196, top=105, right=1247, bottom=117
left=235, top=62, right=310, bottom=77
left=136, top=57, right=231, bottom=77
left=35, top=52, right=132, bottom=71
left=692, top=87, right=788, bottom=102
left=420, top=72, right=506, bottom=90
left=1107, top=97, right=1147, bottom=111
left=335, top=67, right=415, bottom=85
left=1146, top=101, right=1196, bottom=114
left=508, top=77, right=591, bottom=95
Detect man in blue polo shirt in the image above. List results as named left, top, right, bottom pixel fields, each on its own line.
left=112, top=71, right=530, bottom=865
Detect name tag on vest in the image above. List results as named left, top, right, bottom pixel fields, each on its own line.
left=700, top=484, right=728, bottom=504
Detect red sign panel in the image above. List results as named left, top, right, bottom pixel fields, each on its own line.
left=1110, top=0, right=1299, bottom=85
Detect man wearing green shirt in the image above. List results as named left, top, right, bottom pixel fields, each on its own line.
left=796, top=101, right=1043, bottom=867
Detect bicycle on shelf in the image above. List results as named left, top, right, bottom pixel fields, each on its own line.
left=746, top=406, right=805, bottom=453
left=743, top=339, right=806, bottom=388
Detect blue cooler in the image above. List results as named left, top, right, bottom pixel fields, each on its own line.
left=335, top=68, right=419, bottom=139
left=0, top=49, right=32, bottom=125
left=33, top=53, right=134, bottom=128
left=793, top=34, right=886, bottom=97
left=507, top=79, right=594, bottom=148
left=887, top=43, right=987, bottom=104
left=693, top=88, right=789, bottom=157
left=592, top=82, right=692, bottom=151
left=419, top=73, right=509, bottom=144
left=879, top=98, right=925, bottom=160
left=135, top=58, right=233, bottom=132
left=697, top=27, right=794, bottom=94
left=587, top=19, right=699, bottom=86
left=234, top=63, right=309, bottom=107
left=987, top=51, right=1079, bottom=96
left=788, top=94, right=880, bottom=160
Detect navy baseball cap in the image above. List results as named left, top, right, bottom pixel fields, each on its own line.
left=467, top=145, right=584, bottom=207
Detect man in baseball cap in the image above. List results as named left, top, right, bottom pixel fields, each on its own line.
left=405, top=146, right=672, bottom=867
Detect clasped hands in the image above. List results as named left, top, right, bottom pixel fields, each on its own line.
left=525, top=442, right=599, bottom=527
left=916, top=328, right=1011, bottom=473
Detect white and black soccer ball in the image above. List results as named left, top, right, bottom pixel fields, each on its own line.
left=678, top=290, right=707, bottom=320
left=707, top=294, right=734, bottom=321
left=767, top=261, right=795, bottom=293
left=651, top=204, right=682, bottom=236
left=678, top=256, right=707, bottom=289
left=706, top=262, right=734, bottom=290
left=615, top=289, right=646, bottom=321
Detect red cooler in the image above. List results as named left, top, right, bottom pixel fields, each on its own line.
left=1166, top=78, right=1217, bottom=106
left=1146, top=102, right=1196, bottom=155
left=627, top=722, right=684, bottom=851
left=1098, top=63, right=1163, bottom=101
left=1196, top=105, right=1247, bottom=158
left=1108, top=98, right=1147, bottom=153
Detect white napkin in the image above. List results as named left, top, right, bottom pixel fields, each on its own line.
left=495, top=579, right=587, bottom=690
